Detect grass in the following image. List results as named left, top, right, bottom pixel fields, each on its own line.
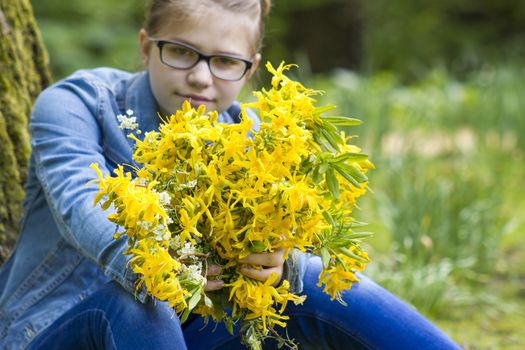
left=309, top=63, right=525, bottom=348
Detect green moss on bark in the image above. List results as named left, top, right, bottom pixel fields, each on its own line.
left=0, top=0, right=51, bottom=263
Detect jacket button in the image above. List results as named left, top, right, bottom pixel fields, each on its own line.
left=24, top=325, right=35, bottom=338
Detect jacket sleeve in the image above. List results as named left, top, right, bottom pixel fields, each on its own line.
left=29, top=76, right=148, bottom=302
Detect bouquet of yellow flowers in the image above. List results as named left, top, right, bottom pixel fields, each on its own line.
left=90, top=62, right=373, bottom=349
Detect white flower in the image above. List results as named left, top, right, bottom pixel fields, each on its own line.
left=117, top=114, right=139, bottom=130
left=179, top=242, right=197, bottom=256
left=174, top=180, right=198, bottom=191
left=137, top=220, right=152, bottom=231
left=126, top=109, right=134, bottom=116
left=158, top=191, right=171, bottom=206
left=180, top=263, right=205, bottom=284
left=153, top=224, right=171, bottom=241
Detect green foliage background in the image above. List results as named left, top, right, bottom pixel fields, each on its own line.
left=31, top=0, right=144, bottom=79
left=31, top=0, right=525, bottom=80
left=312, top=65, right=525, bottom=349
left=362, top=0, right=525, bottom=78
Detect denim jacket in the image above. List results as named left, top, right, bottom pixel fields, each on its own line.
left=0, top=68, right=304, bottom=349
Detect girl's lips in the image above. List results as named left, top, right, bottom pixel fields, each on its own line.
left=180, top=94, right=213, bottom=103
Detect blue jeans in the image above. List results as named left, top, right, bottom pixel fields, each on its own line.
left=29, top=257, right=460, bottom=349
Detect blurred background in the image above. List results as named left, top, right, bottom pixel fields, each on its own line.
left=31, top=0, right=524, bottom=348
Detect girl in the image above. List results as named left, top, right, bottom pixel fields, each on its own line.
left=0, top=1, right=461, bottom=349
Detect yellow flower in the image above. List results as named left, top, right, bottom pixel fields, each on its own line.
left=178, top=208, right=202, bottom=245
left=227, top=273, right=305, bottom=332
left=91, top=61, right=373, bottom=350
left=128, top=239, right=188, bottom=312
left=317, top=264, right=359, bottom=301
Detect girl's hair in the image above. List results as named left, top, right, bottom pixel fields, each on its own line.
left=144, top=0, right=271, bottom=52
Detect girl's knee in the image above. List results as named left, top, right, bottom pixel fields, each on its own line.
left=96, top=281, right=180, bottom=329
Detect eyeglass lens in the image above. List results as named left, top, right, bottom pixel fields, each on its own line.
left=161, top=42, right=248, bottom=80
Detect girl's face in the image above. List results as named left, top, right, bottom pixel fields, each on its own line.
left=139, top=6, right=261, bottom=114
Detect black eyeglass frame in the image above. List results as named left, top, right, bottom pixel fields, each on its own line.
left=149, top=38, right=254, bottom=81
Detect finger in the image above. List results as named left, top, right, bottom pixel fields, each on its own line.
left=239, top=248, right=285, bottom=267
left=204, top=279, right=224, bottom=292
left=206, top=264, right=222, bottom=277
left=240, top=265, right=283, bottom=286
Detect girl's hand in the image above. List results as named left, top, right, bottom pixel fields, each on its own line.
left=238, top=248, right=286, bottom=286
left=204, top=264, right=224, bottom=291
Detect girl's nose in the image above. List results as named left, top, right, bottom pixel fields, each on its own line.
left=186, top=60, right=213, bottom=88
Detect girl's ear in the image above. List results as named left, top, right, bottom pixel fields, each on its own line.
left=246, top=53, right=262, bottom=80
left=138, top=29, right=151, bottom=66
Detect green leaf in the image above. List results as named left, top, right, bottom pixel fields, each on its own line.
left=326, top=168, right=340, bottom=199
left=333, top=163, right=368, bottom=184
left=328, top=152, right=368, bottom=164
left=339, top=247, right=368, bottom=262
left=225, top=318, right=234, bottom=335
left=322, top=210, right=336, bottom=227
left=314, top=105, right=337, bottom=115
left=348, top=220, right=369, bottom=228
left=101, top=199, right=112, bottom=210
left=346, top=232, right=374, bottom=239
left=180, top=308, right=191, bottom=323
left=249, top=240, right=267, bottom=253
left=322, top=120, right=339, bottom=133
left=312, top=167, right=322, bottom=183
left=320, top=128, right=341, bottom=150
left=321, top=116, right=363, bottom=126
left=347, top=164, right=368, bottom=183
left=318, top=162, right=329, bottom=174
left=320, top=247, right=331, bottom=268
left=313, top=131, right=322, bottom=145
left=187, top=288, right=202, bottom=310
left=332, top=164, right=360, bottom=187
left=204, top=295, right=213, bottom=308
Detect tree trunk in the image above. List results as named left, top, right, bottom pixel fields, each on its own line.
left=0, top=0, right=51, bottom=264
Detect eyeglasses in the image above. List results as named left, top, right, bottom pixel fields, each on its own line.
left=149, top=38, right=253, bottom=81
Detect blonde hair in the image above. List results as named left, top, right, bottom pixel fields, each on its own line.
left=144, top=0, right=271, bottom=51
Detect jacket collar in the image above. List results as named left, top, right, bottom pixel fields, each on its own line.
left=124, top=70, right=161, bottom=136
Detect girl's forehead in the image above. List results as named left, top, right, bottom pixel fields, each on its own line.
left=154, top=5, right=259, bottom=56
